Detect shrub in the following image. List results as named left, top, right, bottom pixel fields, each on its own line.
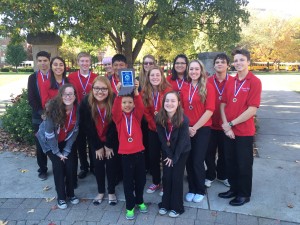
left=0, top=89, right=34, bottom=145
left=18, top=67, right=34, bottom=72
left=0, top=68, right=10, bottom=72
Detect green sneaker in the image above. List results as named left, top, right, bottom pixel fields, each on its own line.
left=138, top=203, right=148, bottom=213
left=126, top=208, right=135, bottom=220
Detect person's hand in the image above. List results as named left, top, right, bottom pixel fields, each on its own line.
left=58, top=155, right=68, bottom=162
left=164, top=157, right=173, bottom=167
left=116, top=82, right=121, bottom=92
left=222, top=122, right=232, bottom=132
left=104, top=146, right=114, bottom=159
left=96, top=148, right=105, bottom=160
left=134, top=79, right=139, bottom=95
left=189, top=127, right=196, bottom=137
left=225, top=129, right=235, bottom=139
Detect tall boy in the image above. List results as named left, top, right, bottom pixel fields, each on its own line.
left=27, top=51, right=51, bottom=180
left=219, top=49, right=262, bottom=206
left=68, top=52, right=98, bottom=179
left=205, top=53, right=233, bottom=188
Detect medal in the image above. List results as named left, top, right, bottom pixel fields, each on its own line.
left=188, top=83, right=199, bottom=111
left=166, top=141, right=170, bottom=147
left=152, top=91, right=160, bottom=114
left=233, top=98, right=237, bottom=102
left=219, top=96, right=222, bottom=100
left=176, top=78, right=184, bottom=91
left=165, top=124, right=173, bottom=147
left=233, top=78, right=246, bottom=103
left=213, top=74, right=228, bottom=100
left=123, top=112, right=133, bottom=142
left=112, top=76, right=119, bottom=94
left=39, top=71, right=49, bottom=82
left=154, top=111, right=158, bottom=115
left=97, top=105, right=106, bottom=127
left=64, top=107, right=74, bottom=133
left=56, top=79, right=65, bottom=88
left=78, top=71, right=91, bottom=96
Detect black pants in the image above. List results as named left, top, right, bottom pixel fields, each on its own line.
left=47, top=141, right=76, bottom=200
left=224, top=135, right=254, bottom=197
left=205, top=129, right=227, bottom=181
left=160, top=151, right=189, bottom=214
left=121, top=151, right=146, bottom=210
left=33, top=123, right=48, bottom=173
left=186, top=126, right=211, bottom=195
left=92, top=149, right=117, bottom=194
left=76, top=126, right=93, bottom=172
left=148, top=130, right=162, bottom=185
left=141, top=117, right=150, bottom=171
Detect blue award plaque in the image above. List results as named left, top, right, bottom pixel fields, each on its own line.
left=118, top=68, right=135, bottom=95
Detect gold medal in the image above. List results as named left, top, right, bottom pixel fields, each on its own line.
left=166, top=141, right=170, bottom=147
left=128, top=137, right=133, bottom=142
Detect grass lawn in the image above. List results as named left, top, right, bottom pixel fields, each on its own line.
left=0, top=74, right=30, bottom=87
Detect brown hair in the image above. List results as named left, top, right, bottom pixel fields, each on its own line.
left=139, top=54, right=157, bottom=88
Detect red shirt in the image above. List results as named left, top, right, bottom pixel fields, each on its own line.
left=40, top=79, right=66, bottom=108
left=58, top=105, right=77, bottom=142
left=208, top=74, right=234, bottom=130
left=166, top=75, right=187, bottom=93
left=112, top=95, right=145, bottom=154
left=221, top=71, right=262, bottom=136
left=143, top=87, right=173, bottom=131
left=110, top=74, right=120, bottom=95
left=181, top=82, right=215, bottom=126
left=95, top=107, right=109, bottom=142
left=37, top=71, right=50, bottom=96
left=68, top=71, right=98, bottom=103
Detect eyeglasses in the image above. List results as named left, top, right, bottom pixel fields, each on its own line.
left=175, top=62, right=187, bottom=65
left=62, top=93, right=75, bottom=98
left=103, top=63, right=111, bottom=66
left=143, top=62, right=154, bottom=66
left=93, top=87, right=108, bottom=93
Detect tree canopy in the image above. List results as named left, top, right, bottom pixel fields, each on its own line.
left=5, top=44, right=27, bottom=71
left=0, top=0, right=249, bottom=65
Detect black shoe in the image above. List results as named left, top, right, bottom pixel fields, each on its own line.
left=229, top=196, right=250, bottom=206
left=38, top=172, right=47, bottom=181
left=218, top=190, right=237, bottom=199
left=78, top=170, right=88, bottom=179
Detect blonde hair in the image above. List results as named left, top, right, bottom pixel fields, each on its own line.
left=77, top=52, right=91, bottom=61
left=187, top=59, right=207, bottom=103
left=139, top=55, right=156, bottom=88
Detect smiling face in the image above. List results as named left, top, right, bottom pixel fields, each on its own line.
left=149, top=69, right=162, bottom=87
left=112, top=60, right=127, bottom=77
left=37, top=56, right=50, bottom=73
left=78, top=56, right=91, bottom=73
left=233, top=54, right=250, bottom=73
left=174, top=57, right=187, bottom=75
left=122, top=96, right=135, bottom=113
left=143, top=57, right=155, bottom=72
left=62, top=87, right=76, bottom=106
left=164, top=93, right=179, bottom=116
left=51, top=58, right=65, bottom=77
left=92, top=80, right=109, bottom=102
left=214, top=58, right=228, bottom=74
left=188, top=61, right=201, bottom=82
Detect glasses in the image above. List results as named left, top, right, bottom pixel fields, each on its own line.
left=175, top=62, right=187, bottom=65
left=103, top=63, right=111, bottom=66
left=143, top=62, right=154, bottom=66
left=93, top=87, right=108, bottom=93
left=62, top=93, right=75, bottom=98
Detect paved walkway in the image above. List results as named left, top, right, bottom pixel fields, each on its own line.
left=0, top=75, right=300, bottom=225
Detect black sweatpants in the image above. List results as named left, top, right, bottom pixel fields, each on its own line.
left=148, top=130, right=162, bottom=185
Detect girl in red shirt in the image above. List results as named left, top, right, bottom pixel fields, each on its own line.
left=180, top=59, right=215, bottom=203
left=142, top=66, right=172, bottom=195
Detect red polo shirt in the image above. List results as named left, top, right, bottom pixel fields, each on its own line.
left=40, top=80, right=65, bottom=108
left=110, top=74, right=120, bottom=95
left=208, top=74, right=234, bottom=130
left=58, top=105, right=77, bottom=143
left=221, top=71, right=262, bottom=136
left=181, top=82, right=215, bottom=127
left=166, top=75, right=187, bottom=93
left=68, top=71, right=98, bottom=103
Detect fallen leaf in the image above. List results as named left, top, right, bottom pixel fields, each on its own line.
left=43, top=186, right=52, bottom=191
left=27, top=209, right=34, bottom=213
left=48, top=223, right=56, bottom=225
left=20, top=169, right=29, bottom=173
left=287, top=203, right=294, bottom=208
left=51, top=205, right=58, bottom=210
left=45, top=197, right=55, bottom=202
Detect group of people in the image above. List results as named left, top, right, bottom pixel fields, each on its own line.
left=27, top=49, right=262, bottom=220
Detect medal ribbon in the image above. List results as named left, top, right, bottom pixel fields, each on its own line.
left=78, top=71, right=91, bottom=93
left=64, top=106, right=74, bottom=133
left=112, top=76, right=119, bottom=94
left=188, top=83, right=199, bottom=105
left=56, top=79, right=65, bottom=88
left=176, top=78, right=184, bottom=90
left=234, top=79, right=246, bottom=97
left=213, top=74, right=228, bottom=96
left=165, top=125, right=173, bottom=143
left=123, top=112, right=132, bottom=137
left=97, top=105, right=106, bottom=127
left=152, top=91, right=160, bottom=111
left=40, top=71, right=49, bottom=82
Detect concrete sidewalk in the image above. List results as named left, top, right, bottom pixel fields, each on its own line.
left=0, top=75, right=300, bottom=224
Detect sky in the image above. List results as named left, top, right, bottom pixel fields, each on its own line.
left=248, top=0, right=299, bottom=17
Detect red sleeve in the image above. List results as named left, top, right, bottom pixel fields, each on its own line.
left=144, top=106, right=156, bottom=131
left=247, top=77, right=262, bottom=108
left=133, top=95, right=144, bottom=121
left=205, top=82, right=215, bottom=112
left=112, top=96, right=123, bottom=124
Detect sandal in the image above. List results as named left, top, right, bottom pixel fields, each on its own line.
left=108, top=194, right=118, bottom=206
left=93, top=193, right=104, bottom=205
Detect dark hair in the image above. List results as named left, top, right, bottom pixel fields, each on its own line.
left=49, top=56, right=68, bottom=89
left=45, top=83, right=77, bottom=127
left=213, top=53, right=230, bottom=65
left=171, top=54, right=189, bottom=81
left=156, top=91, right=184, bottom=128
left=112, top=54, right=127, bottom=64
left=232, top=49, right=250, bottom=61
left=36, top=51, right=51, bottom=60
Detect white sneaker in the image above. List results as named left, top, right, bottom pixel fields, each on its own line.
left=193, top=194, right=205, bottom=203
left=205, top=179, right=215, bottom=188
left=69, top=196, right=80, bottom=205
left=159, top=208, right=168, bottom=215
left=57, top=200, right=67, bottom=209
left=218, top=179, right=230, bottom=187
left=185, top=193, right=195, bottom=202
left=159, top=188, right=163, bottom=196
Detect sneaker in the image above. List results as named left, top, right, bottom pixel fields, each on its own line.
left=69, top=196, right=79, bottom=205
left=126, top=208, right=135, bottom=220
left=169, top=210, right=179, bottom=218
left=159, top=208, right=168, bottom=215
left=218, top=179, right=231, bottom=187
left=78, top=170, right=88, bottom=179
left=193, top=194, right=205, bottom=203
left=38, top=172, right=47, bottom=181
left=159, top=188, right=163, bottom=196
left=57, top=200, right=67, bottom=209
left=137, top=203, right=148, bottom=213
left=185, top=193, right=195, bottom=202
left=205, top=179, right=215, bottom=188
left=146, top=184, right=161, bottom=193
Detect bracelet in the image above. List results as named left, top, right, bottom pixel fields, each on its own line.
left=229, top=121, right=234, bottom=127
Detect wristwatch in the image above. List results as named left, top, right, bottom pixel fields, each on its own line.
left=229, top=121, right=234, bottom=127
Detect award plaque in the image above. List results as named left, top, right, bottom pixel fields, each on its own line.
left=118, top=69, right=135, bottom=96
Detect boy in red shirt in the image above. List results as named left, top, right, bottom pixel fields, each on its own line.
left=109, top=54, right=128, bottom=95
left=68, top=52, right=98, bottom=179
left=112, top=82, right=148, bottom=220
left=219, top=49, right=262, bottom=206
